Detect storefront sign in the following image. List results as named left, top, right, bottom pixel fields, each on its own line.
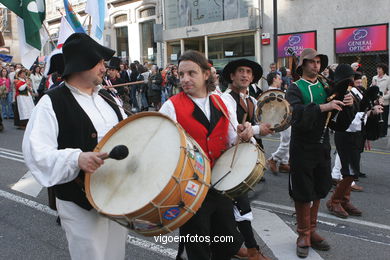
left=277, top=31, right=316, bottom=57
left=335, top=24, right=388, bottom=53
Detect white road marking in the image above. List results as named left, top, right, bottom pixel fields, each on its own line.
left=252, top=200, right=390, bottom=231
left=251, top=208, right=323, bottom=260
left=0, top=154, right=25, bottom=163
left=0, top=147, right=24, bottom=155
left=11, top=171, right=43, bottom=197
left=0, top=189, right=176, bottom=259
left=0, top=150, right=24, bottom=158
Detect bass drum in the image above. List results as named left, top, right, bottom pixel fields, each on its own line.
left=85, top=112, right=211, bottom=236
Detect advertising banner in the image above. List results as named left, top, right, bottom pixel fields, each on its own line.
left=277, top=31, right=316, bottom=57
left=335, top=24, right=388, bottom=53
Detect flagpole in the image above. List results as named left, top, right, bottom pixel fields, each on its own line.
left=88, top=15, right=92, bottom=36
left=42, top=23, right=57, bottom=49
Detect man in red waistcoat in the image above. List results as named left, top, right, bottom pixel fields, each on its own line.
left=160, top=50, right=253, bottom=260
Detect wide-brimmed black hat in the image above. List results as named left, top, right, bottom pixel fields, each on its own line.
left=62, top=33, right=115, bottom=77
left=297, top=48, right=328, bottom=75
left=334, top=64, right=356, bottom=83
left=44, top=48, right=64, bottom=76
left=222, top=59, right=263, bottom=83
left=108, top=57, right=121, bottom=71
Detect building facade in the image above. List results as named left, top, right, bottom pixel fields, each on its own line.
left=45, top=0, right=160, bottom=65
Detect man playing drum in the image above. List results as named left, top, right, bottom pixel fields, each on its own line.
left=286, top=48, right=354, bottom=258
left=265, top=72, right=291, bottom=174
left=22, top=33, right=128, bottom=260
left=220, top=59, right=273, bottom=260
left=159, top=50, right=253, bottom=260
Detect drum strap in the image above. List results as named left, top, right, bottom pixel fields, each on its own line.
left=210, top=95, right=237, bottom=132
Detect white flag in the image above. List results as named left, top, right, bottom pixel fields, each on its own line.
left=85, top=0, right=107, bottom=40
left=57, top=16, right=75, bottom=49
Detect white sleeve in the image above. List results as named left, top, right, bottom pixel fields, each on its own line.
left=346, top=112, right=365, bottom=132
left=18, top=83, right=28, bottom=91
left=159, top=99, right=177, bottom=121
left=250, top=96, right=260, bottom=135
left=220, top=94, right=238, bottom=147
left=22, top=95, right=82, bottom=187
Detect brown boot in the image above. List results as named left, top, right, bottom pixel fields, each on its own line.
left=310, top=200, right=330, bottom=251
left=326, top=178, right=352, bottom=218
left=267, top=158, right=278, bottom=174
left=278, top=163, right=290, bottom=173
left=247, top=247, right=271, bottom=260
left=295, top=201, right=311, bottom=258
left=342, top=178, right=362, bottom=216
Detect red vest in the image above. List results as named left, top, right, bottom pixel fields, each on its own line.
left=170, top=92, right=229, bottom=167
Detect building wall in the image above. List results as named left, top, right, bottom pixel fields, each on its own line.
left=261, top=0, right=390, bottom=72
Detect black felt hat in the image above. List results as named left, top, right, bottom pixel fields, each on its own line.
left=62, top=33, right=115, bottom=77
left=334, top=64, right=356, bottom=83
left=222, top=59, right=263, bottom=83
left=108, top=57, right=121, bottom=71
left=44, top=49, right=64, bottom=76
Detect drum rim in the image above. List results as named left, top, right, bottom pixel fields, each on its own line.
left=257, top=89, right=286, bottom=102
left=256, top=97, right=292, bottom=132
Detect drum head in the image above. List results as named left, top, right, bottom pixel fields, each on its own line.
left=88, top=114, right=181, bottom=215
left=257, top=98, right=290, bottom=130
left=211, top=143, right=259, bottom=191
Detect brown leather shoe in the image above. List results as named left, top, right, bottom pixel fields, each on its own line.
left=295, top=201, right=311, bottom=258
left=351, top=184, right=363, bottom=192
left=326, top=199, right=349, bottom=218
left=310, top=200, right=330, bottom=251
left=342, top=201, right=362, bottom=216
left=267, top=158, right=278, bottom=174
left=234, top=247, right=248, bottom=259
left=247, top=247, right=271, bottom=260
left=279, top=163, right=290, bottom=173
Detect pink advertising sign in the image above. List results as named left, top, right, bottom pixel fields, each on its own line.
left=335, top=24, right=388, bottom=53
left=277, top=31, right=316, bottom=57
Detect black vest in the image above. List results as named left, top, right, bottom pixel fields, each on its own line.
left=229, top=91, right=256, bottom=125
left=47, top=84, right=123, bottom=210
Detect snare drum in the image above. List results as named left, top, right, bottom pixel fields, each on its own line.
left=256, top=89, right=292, bottom=132
left=85, top=112, right=211, bottom=236
left=211, top=143, right=265, bottom=198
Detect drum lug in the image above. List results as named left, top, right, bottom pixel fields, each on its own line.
left=178, top=201, right=185, bottom=208
left=192, top=172, right=199, bottom=180
left=243, top=181, right=255, bottom=192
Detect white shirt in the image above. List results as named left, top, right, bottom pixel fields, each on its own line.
left=22, top=83, right=127, bottom=187
left=221, top=92, right=261, bottom=136
left=371, top=74, right=390, bottom=105
left=159, top=93, right=239, bottom=147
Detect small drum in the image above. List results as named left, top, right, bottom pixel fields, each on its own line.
left=211, top=143, right=265, bottom=198
left=85, top=112, right=211, bottom=236
left=256, top=89, right=292, bottom=132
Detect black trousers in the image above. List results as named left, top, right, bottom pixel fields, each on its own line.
left=289, top=142, right=332, bottom=202
left=235, top=193, right=257, bottom=249
left=381, top=105, right=389, bottom=137
left=179, top=191, right=243, bottom=260
left=335, top=131, right=363, bottom=178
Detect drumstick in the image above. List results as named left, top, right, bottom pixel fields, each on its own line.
left=211, top=114, right=247, bottom=189
left=100, top=145, right=129, bottom=160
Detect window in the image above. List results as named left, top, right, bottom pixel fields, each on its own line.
left=140, top=7, right=156, bottom=18
left=140, top=20, right=157, bottom=63
left=116, top=27, right=128, bottom=60
left=114, top=14, right=127, bottom=24
left=208, top=34, right=255, bottom=69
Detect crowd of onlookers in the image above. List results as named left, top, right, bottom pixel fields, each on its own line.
left=0, top=58, right=388, bottom=137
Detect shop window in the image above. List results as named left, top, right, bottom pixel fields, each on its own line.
left=116, top=26, right=129, bottom=60
left=208, top=34, right=255, bottom=69
left=140, top=20, right=157, bottom=63
left=140, top=7, right=156, bottom=18
left=167, top=41, right=181, bottom=64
